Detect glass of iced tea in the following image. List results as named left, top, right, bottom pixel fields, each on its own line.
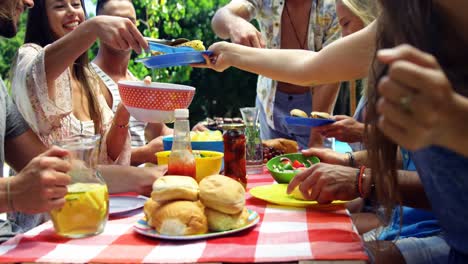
left=50, top=135, right=109, bottom=238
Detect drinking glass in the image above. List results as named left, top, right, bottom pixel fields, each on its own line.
left=50, top=135, right=109, bottom=238
left=240, top=107, right=263, bottom=174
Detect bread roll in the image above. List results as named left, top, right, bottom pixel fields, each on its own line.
left=199, top=175, right=245, bottom=214
left=151, top=176, right=199, bottom=202
left=205, top=207, right=250, bottom=232
left=289, top=186, right=306, bottom=200
left=290, top=109, right=308, bottom=118
left=143, top=199, right=163, bottom=227
left=151, top=200, right=208, bottom=236
left=262, top=138, right=298, bottom=154
left=310, top=111, right=332, bottom=119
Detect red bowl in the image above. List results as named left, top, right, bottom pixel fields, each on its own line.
left=117, top=81, right=195, bottom=123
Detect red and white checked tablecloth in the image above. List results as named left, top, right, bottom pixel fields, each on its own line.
left=0, top=170, right=368, bottom=263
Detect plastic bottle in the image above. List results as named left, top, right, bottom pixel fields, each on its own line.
left=167, top=109, right=196, bottom=178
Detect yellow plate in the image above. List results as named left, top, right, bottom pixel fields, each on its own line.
left=249, top=184, right=347, bottom=209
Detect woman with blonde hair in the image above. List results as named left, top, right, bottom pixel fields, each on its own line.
left=313, top=0, right=378, bottom=148
left=339, top=0, right=378, bottom=27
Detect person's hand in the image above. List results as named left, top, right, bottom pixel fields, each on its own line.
left=139, top=136, right=165, bottom=164
left=192, top=122, right=209, bottom=132
left=146, top=136, right=164, bottom=153
left=143, top=76, right=152, bottom=85
left=192, top=42, right=233, bottom=72
left=301, top=147, right=348, bottom=166
left=314, top=115, right=365, bottom=143
left=228, top=19, right=265, bottom=48
left=134, top=165, right=168, bottom=196
left=287, top=163, right=359, bottom=204
left=90, top=15, right=148, bottom=54
left=10, top=146, right=71, bottom=214
left=376, top=44, right=467, bottom=152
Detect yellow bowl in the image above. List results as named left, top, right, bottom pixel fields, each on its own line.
left=156, top=150, right=224, bottom=182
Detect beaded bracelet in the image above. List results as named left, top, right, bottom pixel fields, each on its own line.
left=354, top=169, right=360, bottom=197
left=358, top=166, right=366, bottom=197
left=6, top=178, right=15, bottom=212
left=113, top=122, right=130, bottom=129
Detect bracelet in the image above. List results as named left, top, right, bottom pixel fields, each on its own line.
left=358, top=165, right=366, bottom=198
left=113, top=121, right=129, bottom=129
left=355, top=168, right=360, bottom=197
left=346, top=151, right=355, bottom=167
left=6, top=178, right=15, bottom=212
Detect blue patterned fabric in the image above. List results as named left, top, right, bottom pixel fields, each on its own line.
left=378, top=149, right=441, bottom=241
left=412, top=146, right=468, bottom=262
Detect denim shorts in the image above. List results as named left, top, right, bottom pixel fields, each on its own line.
left=395, top=235, right=450, bottom=264
left=364, top=225, right=450, bottom=264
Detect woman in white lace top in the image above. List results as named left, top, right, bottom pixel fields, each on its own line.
left=10, top=0, right=148, bottom=164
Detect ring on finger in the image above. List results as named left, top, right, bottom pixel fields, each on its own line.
left=399, top=94, right=413, bottom=112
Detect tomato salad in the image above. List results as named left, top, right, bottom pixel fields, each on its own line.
left=271, top=157, right=314, bottom=173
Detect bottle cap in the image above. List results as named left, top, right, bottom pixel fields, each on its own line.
left=221, top=123, right=245, bottom=130
left=174, top=109, right=189, bottom=119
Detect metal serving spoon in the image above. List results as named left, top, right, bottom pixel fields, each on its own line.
left=144, top=37, right=190, bottom=46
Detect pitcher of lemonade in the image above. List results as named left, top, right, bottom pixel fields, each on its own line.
left=50, top=135, right=109, bottom=238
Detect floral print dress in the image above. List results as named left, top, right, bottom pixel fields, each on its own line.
left=9, top=43, right=131, bottom=232
left=11, top=43, right=131, bottom=164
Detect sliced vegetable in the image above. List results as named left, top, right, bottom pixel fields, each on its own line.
left=282, top=163, right=293, bottom=170
left=292, top=160, right=305, bottom=169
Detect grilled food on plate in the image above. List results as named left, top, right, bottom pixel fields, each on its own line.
left=310, top=111, right=332, bottom=119
left=290, top=109, right=308, bottom=118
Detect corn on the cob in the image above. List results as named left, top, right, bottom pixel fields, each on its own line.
left=175, top=40, right=206, bottom=51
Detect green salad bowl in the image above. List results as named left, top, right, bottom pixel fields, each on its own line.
left=266, top=153, right=320, bottom=183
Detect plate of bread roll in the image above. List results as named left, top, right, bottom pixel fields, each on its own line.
left=134, top=175, right=259, bottom=240
left=285, top=109, right=335, bottom=127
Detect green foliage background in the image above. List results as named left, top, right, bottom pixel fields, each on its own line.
left=0, top=15, right=27, bottom=89
left=0, top=0, right=258, bottom=125
left=129, top=0, right=258, bottom=124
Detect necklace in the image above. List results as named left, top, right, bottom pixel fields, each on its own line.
left=284, top=1, right=311, bottom=50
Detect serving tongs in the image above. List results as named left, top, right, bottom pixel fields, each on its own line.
left=144, top=37, right=189, bottom=46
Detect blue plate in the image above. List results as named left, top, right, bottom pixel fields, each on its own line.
left=162, top=136, right=224, bottom=153
left=285, top=116, right=335, bottom=127
left=136, top=51, right=213, bottom=68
